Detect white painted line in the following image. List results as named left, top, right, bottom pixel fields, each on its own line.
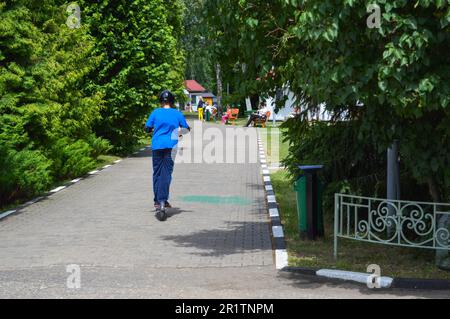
left=269, top=208, right=279, bottom=217
left=89, top=170, right=99, bottom=175
left=316, top=269, right=393, bottom=288
left=50, top=186, right=66, bottom=193
left=276, top=249, right=289, bottom=270
left=262, top=169, right=270, bottom=175
left=267, top=195, right=276, bottom=203
left=0, top=210, right=16, bottom=220
left=102, top=165, right=112, bottom=169
left=71, top=178, right=82, bottom=183
left=261, top=164, right=268, bottom=169
left=272, top=226, right=284, bottom=238
left=260, top=155, right=266, bottom=159
left=263, top=176, right=271, bottom=182
left=114, top=160, right=122, bottom=163
left=265, top=184, right=273, bottom=191
left=260, top=159, right=266, bottom=164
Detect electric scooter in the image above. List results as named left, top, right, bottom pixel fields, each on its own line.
left=145, top=125, right=190, bottom=222
left=155, top=202, right=167, bottom=221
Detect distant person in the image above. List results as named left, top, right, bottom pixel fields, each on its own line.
left=205, top=103, right=217, bottom=121
left=144, top=90, right=190, bottom=221
left=197, top=96, right=205, bottom=121
left=245, top=102, right=269, bottom=127
left=222, top=105, right=231, bottom=124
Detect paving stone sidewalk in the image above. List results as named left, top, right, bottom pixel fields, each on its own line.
left=0, top=121, right=447, bottom=298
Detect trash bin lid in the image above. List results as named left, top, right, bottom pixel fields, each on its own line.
left=298, top=165, right=324, bottom=173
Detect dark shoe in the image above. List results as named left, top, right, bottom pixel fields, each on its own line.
left=164, top=201, right=172, bottom=208
left=154, top=202, right=161, bottom=209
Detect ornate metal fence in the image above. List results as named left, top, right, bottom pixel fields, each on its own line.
left=334, top=194, right=450, bottom=258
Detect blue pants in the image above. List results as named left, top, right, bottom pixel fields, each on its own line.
left=152, top=148, right=175, bottom=203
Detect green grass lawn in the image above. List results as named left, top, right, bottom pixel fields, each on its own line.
left=259, top=127, right=289, bottom=164
left=96, top=154, right=122, bottom=167
left=271, top=169, right=450, bottom=280
left=182, top=111, right=198, bottom=120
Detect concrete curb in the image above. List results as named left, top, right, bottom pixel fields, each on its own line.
left=257, top=134, right=288, bottom=270
left=281, top=267, right=450, bottom=290
left=0, top=147, right=150, bottom=222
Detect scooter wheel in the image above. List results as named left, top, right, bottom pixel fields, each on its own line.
left=156, top=210, right=167, bottom=222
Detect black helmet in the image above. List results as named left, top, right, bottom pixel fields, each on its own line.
left=159, top=90, right=175, bottom=105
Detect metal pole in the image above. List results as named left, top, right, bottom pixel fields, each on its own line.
left=334, top=193, right=339, bottom=259
left=387, top=140, right=400, bottom=236
left=306, top=174, right=314, bottom=240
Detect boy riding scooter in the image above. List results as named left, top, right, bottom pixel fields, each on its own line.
left=144, top=90, right=190, bottom=221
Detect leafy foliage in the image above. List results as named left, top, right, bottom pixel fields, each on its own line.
left=1, top=0, right=186, bottom=206
left=80, top=0, right=186, bottom=153
left=205, top=0, right=450, bottom=201
left=182, top=0, right=215, bottom=91
left=0, top=0, right=106, bottom=204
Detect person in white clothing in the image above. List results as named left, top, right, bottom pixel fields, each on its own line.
left=245, top=102, right=269, bottom=127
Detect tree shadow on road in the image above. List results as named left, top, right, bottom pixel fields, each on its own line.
left=160, top=221, right=272, bottom=257
left=166, top=207, right=192, bottom=219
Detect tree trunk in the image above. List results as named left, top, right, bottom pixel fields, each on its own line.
left=216, top=63, right=223, bottom=114
left=427, top=176, right=441, bottom=203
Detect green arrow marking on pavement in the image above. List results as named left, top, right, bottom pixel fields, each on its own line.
left=178, top=195, right=252, bottom=206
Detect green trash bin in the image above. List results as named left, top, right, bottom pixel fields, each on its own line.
left=294, top=165, right=324, bottom=240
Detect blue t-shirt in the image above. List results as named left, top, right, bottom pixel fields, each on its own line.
left=145, top=108, right=189, bottom=150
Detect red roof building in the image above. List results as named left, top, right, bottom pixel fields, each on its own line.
left=184, top=80, right=206, bottom=93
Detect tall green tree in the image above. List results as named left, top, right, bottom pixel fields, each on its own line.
left=205, top=0, right=450, bottom=202
left=282, top=0, right=450, bottom=202
left=205, top=0, right=450, bottom=267
left=204, top=0, right=289, bottom=100
left=0, top=0, right=106, bottom=205
left=182, top=0, right=215, bottom=90
left=80, top=0, right=186, bottom=153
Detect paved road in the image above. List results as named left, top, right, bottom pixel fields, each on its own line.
left=0, top=122, right=447, bottom=298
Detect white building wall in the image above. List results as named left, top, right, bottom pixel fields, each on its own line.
left=262, top=87, right=332, bottom=121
